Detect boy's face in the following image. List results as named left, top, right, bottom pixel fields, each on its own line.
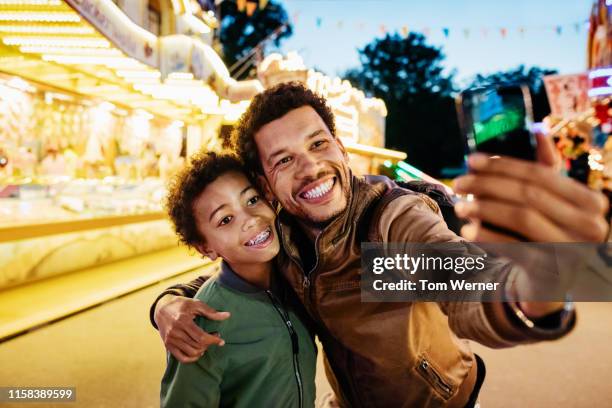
left=254, top=106, right=351, bottom=225
left=192, top=171, right=280, bottom=267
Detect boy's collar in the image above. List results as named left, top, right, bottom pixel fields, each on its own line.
left=217, top=261, right=271, bottom=294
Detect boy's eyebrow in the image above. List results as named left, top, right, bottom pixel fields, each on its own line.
left=267, top=129, right=326, bottom=166
left=240, top=185, right=255, bottom=196
left=209, top=185, right=255, bottom=222
left=209, top=204, right=227, bottom=222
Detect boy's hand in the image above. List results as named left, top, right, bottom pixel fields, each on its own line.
left=154, top=295, right=231, bottom=363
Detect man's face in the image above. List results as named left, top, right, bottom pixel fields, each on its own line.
left=192, top=171, right=280, bottom=268
left=255, top=106, right=351, bottom=225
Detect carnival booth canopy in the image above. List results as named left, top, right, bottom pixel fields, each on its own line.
left=0, top=0, right=262, bottom=123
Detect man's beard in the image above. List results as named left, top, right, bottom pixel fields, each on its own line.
left=298, top=205, right=346, bottom=230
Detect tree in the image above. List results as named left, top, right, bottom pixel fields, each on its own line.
left=345, top=33, right=463, bottom=177
left=218, top=0, right=293, bottom=79
left=468, top=65, right=558, bottom=121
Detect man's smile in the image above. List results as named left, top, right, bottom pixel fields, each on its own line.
left=297, top=176, right=336, bottom=203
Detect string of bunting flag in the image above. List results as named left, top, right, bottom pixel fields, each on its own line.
left=293, top=14, right=589, bottom=40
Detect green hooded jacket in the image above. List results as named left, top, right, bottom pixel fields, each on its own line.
left=160, top=261, right=317, bottom=408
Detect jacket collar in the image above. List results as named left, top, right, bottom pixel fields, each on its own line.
left=217, top=261, right=265, bottom=294
left=217, top=260, right=286, bottom=297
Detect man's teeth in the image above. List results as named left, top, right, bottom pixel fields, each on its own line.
left=247, top=228, right=270, bottom=246
left=302, top=179, right=334, bottom=200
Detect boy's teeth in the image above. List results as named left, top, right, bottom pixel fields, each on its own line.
left=247, top=228, right=270, bottom=246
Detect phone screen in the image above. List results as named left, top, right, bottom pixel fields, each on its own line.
left=457, top=85, right=536, bottom=161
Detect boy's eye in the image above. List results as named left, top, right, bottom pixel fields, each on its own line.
left=218, top=216, right=232, bottom=226
left=247, top=195, right=260, bottom=206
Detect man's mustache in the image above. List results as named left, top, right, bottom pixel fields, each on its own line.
left=293, top=170, right=337, bottom=196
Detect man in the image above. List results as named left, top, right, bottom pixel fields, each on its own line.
left=151, top=83, right=609, bottom=407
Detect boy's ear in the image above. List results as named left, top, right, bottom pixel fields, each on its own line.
left=256, top=174, right=276, bottom=203
left=194, top=243, right=218, bottom=261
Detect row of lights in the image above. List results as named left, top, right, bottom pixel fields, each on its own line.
left=0, top=25, right=95, bottom=35
left=0, top=5, right=248, bottom=121
left=0, top=12, right=80, bottom=22
left=3, top=36, right=110, bottom=47
left=0, top=0, right=62, bottom=5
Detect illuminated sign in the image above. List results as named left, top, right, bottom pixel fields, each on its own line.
left=588, top=67, right=612, bottom=97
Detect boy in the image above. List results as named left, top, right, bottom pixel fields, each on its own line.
left=160, top=151, right=316, bottom=408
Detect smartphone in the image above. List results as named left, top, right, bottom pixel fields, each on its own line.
left=455, top=84, right=537, bottom=241
left=456, top=84, right=537, bottom=161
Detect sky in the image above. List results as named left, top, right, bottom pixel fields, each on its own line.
left=277, top=0, right=594, bottom=86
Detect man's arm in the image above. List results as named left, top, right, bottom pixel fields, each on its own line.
left=150, top=273, right=230, bottom=363
left=149, top=275, right=210, bottom=329
left=380, top=194, right=575, bottom=348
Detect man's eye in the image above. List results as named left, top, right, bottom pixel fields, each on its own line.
left=276, top=156, right=292, bottom=167
left=247, top=195, right=260, bottom=206
left=218, top=216, right=232, bottom=226
left=312, top=140, right=327, bottom=149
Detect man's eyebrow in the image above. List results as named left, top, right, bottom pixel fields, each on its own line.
left=209, top=186, right=254, bottom=222
left=267, top=129, right=326, bottom=165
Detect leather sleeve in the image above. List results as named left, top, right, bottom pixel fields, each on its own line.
left=378, top=193, right=575, bottom=348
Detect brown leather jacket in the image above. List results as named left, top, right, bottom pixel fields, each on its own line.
left=153, top=175, right=574, bottom=408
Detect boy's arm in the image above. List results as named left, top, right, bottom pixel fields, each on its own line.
left=161, top=339, right=225, bottom=407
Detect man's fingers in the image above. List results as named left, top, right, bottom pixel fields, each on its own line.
left=169, top=331, right=206, bottom=356
left=190, top=301, right=231, bottom=321
left=454, top=174, right=527, bottom=206
left=520, top=183, right=609, bottom=242
left=199, top=331, right=226, bottom=347
left=454, top=175, right=609, bottom=242
left=467, top=154, right=608, bottom=214
left=167, top=346, right=199, bottom=364
left=535, top=132, right=560, bottom=169
left=455, top=199, right=573, bottom=242
left=181, top=319, right=210, bottom=345
left=460, top=221, right=520, bottom=242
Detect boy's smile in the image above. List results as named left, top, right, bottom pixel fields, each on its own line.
left=192, top=171, right=280, bottom=270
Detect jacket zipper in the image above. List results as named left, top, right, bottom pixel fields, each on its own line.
left=418, top=358, right=453, bottom=398
left=266, top=291, right=304, bottom=408
left=277, top=222, right=314, bottom=313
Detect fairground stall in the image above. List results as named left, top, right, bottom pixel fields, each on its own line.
left=0, top=0, right=262, bottom=340
left=543, top=0, right=612, bottom=192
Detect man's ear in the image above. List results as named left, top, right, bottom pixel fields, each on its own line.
left=256, top=174, right=276, bottom=203
left=335, top=136, right=349, bottom=161
left=194, top=243, right=218, bottom=261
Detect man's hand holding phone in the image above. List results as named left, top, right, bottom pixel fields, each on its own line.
left=453, top=132, right=609, bottom=242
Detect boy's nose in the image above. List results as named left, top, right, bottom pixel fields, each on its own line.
left=242, top=215, right=260, bottom=232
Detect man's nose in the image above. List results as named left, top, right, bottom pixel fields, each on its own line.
left=296, top=153, right=320, bottom=178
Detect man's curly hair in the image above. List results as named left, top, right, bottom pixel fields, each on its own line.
left=233, top=82, right=336, bottom=176
left=165, top=151, right=245, bottom=249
